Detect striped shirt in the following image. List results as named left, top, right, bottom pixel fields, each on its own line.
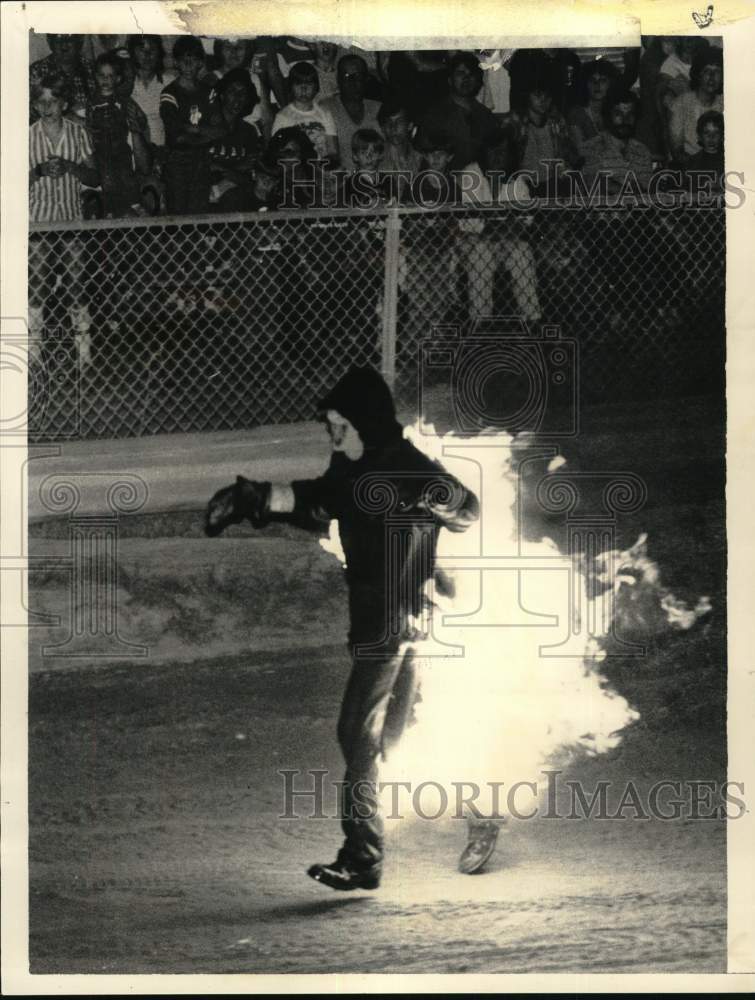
left=29, top=118, right=93, bottom=222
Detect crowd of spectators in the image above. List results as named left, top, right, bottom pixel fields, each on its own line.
left=29, top=34, right=726, bottom=223
left=27, top=34, right=726, bottom=375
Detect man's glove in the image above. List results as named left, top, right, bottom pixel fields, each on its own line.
left=204, top=476, right=271, bottom=536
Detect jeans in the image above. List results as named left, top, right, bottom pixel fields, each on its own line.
left=335, top=644, right=419, bottom=872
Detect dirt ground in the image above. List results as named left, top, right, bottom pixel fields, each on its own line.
left=27, top=392, right=728, bottom=975
left=29, top=646, right=726, bottom=974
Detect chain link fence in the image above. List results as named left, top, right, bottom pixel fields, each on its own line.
left=27, top=202, right=725, bottom=440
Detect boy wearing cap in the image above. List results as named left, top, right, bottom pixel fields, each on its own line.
left=204, top=366, right=483, bottom=890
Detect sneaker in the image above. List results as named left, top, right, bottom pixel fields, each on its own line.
left=307, top=860, right=381, bottom=891
left=458, top=819, right=501, bottom=875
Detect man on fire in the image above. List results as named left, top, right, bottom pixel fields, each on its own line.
left=205, top=366, right=497, bottom=890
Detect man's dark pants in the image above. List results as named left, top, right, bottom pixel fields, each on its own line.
left=335, top=643, right=419, bottom=873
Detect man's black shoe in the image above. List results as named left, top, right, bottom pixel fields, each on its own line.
left=307, top=860, right=381, bottom=891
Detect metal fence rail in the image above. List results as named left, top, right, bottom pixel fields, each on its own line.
left=27, top=202, right=725, bottom=440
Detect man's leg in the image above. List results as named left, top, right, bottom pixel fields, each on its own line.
left=309, top=646, right=409, bottom=890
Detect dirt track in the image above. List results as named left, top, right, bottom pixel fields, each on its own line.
left=30, top=643, right=726, bottom=974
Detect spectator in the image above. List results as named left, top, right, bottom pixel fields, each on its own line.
left=668, top=47, right=723, bottom=164
left=580, top=89, right=655, bottom=194
left=319, top=56, right=382, bottom=170
left=312, top=41, right=340, bottom=102
left=684, top=109, right=724, bottom=191
left=380, top=51, right=450, bottom=124
left=272, top=61, right=339, bottom=162
left=506, top=70, right=579, bottom=195
left=460, top=128, right=542, bottom=322
left=160, top=36, right=227, bottom=215
left=28, top=74, right=99, bottom=366
left=377, top=101, right=422, bottom=202
left=30, top=34, right=93, bottom=121
left=211, top=37, right=274, bottom=138
left=86, top=52, right=151, bottom=217
left=344, top=128, right=387, bottom=207
left=567, top=58, right=620, bottom=156
left=246, top=157, right=284, bottom=210
left=416, top=53, right=497, bottom=171
left=508, top=48, right=582, bottom=117
left=209, top=68, right=264, bottom=211
left=128, top=35, right=174, bottom=150
left=635, top=36, right=667, bottom=158
left=29, top=74, right=99, bottom=221
left=267, top=126, right=320, bottom=208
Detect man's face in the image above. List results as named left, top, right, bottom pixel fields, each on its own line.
left=326, top=409, right=364, bottom=461
left=450, top=61, right=479, bottom=99
left=699, top=63, right=722, bottom=96
left=177, top=51, right=204, bottom=83
left=608, top=101, right=636, bottom=140
left=49, top=35, right=80, bottom=66
left=382, top=110, right=411, bottom=144
left=700, top=119, right=723, bottom=154
left=221, top=80, right=249, bottom=118
left=95, top=63, right=119, bottom=98
left=316, top=41, right=337, bottom=65
left=588, top=72, right=612, bottom=103
left=34, top=88, right=66, bottom=122
left=528, top=88, right=552, bottom=116
left=220, top=40, right=247, bottom=72
left=339, top=59, right=366, bottom=101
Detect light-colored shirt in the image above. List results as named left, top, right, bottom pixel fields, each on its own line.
left=29, top=118, right=93, bottom=222
left=131, top=71, right=176, bottom=146
left=669, top=91, right=723, bottom=157
left=272, top=102, right=337, bottom=159
left=581, top=130, right=655, bottom=193
left=318, top=95, right=382, bottom=170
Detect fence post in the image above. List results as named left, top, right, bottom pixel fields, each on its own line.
left=380, top=208, right=401, bottom=391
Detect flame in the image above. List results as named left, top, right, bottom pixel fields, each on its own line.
left=317, top=423, right=710, bottom=817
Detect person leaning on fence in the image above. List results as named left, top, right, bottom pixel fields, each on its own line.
left=580, top=89, right=655, bottom=195
left=85, top=52, right=152, bottom=218
left=29, top=73, right=100, bottom=368
left=204, top=366, right=483, bottom=890
left=160, top=35, right=228, bottom=215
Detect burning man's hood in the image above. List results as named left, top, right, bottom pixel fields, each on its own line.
left=317, top=366, right=403, bottom=449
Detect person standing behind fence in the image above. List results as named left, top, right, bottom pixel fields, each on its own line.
left=319, top=56, right=383, bottom=171
left=209, top=68, right=264, bottom=212
left=668, top=47, right=723, bottom=166
left=29, top=74, right=99, bottom=365
left=86, top=52, right=152, bottom=218
left=30, top=34, right=94, bottom=122
left=160, top=36, right=227, bottom=215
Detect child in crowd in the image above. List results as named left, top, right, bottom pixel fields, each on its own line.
left=128, top=35, right=174, bottom=152
left=29, top=74, right=99, bottom=365
left=344, top=128, right=389, bottom=207
left=684, top=109, right=724, bottom=191
left=271, top=61, right=339, bottom=162
left=211, top=37, right=274, bottom=139
left=160, top=35, right=227, bottom=215
left=86, top=51, right=151, bottom=217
